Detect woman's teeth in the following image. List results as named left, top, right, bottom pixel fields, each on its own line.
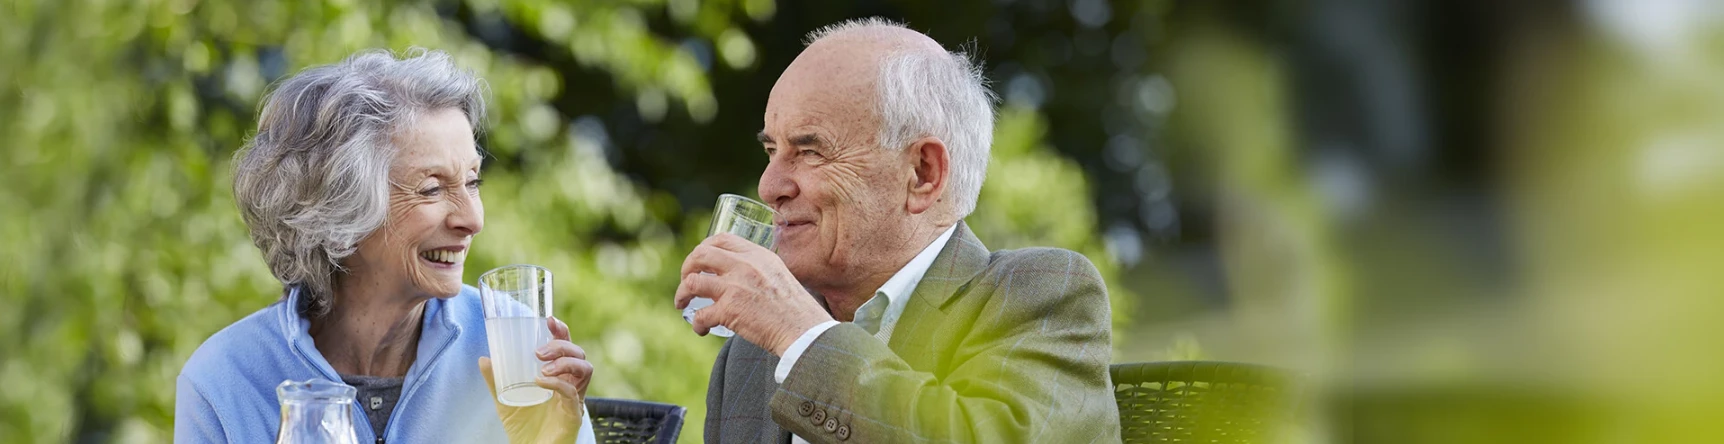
left=420, top=249, right=464, bottom=264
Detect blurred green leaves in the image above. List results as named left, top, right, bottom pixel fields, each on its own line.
left=0, top=0, right=768, bottom=441
left=0, top=1, right=1129, bottom=442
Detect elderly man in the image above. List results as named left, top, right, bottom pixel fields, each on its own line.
left=675, top=18, right=1119, bottom=443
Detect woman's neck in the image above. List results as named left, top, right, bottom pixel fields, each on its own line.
left=311, top=278, right=430, bottom=378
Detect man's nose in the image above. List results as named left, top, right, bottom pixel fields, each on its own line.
left=758, top=157, right=798, bottom=209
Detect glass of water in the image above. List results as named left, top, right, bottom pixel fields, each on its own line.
left=684, top=193, right=778, bottom=338
left=479, top=264, right=554, bottom=407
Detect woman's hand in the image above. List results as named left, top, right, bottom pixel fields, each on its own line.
left=479, top=316, right=592, bottom=444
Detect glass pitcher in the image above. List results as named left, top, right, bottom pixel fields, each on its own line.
left=276, top=379, right=361, bottom=444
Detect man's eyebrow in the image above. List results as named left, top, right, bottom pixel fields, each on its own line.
left=787, top=133, right=822, bottom=147
left=756, top=131, right=772, bottom=144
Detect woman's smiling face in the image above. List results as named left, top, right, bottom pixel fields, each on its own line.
left=346, top=108, right=485, bottom=299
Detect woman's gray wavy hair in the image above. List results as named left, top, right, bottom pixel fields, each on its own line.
left=232, top=48, right=487, bottom=317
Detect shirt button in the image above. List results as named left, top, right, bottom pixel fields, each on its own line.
left=824, top=418, right=838, bottom=433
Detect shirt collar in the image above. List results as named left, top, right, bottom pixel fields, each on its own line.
left=873, top=224, right=959, bottom=309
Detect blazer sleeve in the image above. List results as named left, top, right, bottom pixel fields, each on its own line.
left=706, top=337, right=733, bottom=443
left=174, top=375, right=228, bottom=444
left=768, top=249, right=1118, bottom=443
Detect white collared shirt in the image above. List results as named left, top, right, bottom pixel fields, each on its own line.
left=776, top=224, right=956, bottom=444
left=774, top=224, right=957, bottom=382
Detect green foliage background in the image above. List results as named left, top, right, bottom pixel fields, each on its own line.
left=0, top=0, right=1131, bottom=441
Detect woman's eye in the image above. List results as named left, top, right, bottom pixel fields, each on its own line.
left=418, top=185, right=441, bottom=196
left=466, top=178, right=483, bottom=190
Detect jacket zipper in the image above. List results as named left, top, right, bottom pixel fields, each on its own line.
left=379, top=310, right=458, bottom=444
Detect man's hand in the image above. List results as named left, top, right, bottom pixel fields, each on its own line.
left=674, top=233, right=834, bottom=355
left=479, top=316, right=590, bottom=444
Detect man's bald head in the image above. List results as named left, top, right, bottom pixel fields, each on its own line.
left=803, top=18, right=948, bottom=58
left=755, top=18, right=997, bottom=304
left=774, top=18, right=997, bottom=219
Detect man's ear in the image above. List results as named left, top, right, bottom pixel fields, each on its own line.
left=905, top=136, right=950, bottom=215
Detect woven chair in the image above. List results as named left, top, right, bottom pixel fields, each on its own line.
left=1110, top=361, right=1295, bottom=443
left=586, top=397, right=687, bottom=444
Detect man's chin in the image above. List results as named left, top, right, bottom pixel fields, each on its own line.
left=779, top=258, right=819, bottom=285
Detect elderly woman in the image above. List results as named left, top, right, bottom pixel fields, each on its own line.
left=174, top=49, right=595, bottom=443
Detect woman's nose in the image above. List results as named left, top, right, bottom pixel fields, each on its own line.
left=447, top=194, right=484, bottom=236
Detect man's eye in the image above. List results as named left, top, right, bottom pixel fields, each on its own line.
left=800, top=150, right=819, bottom=157
left=765, top=147, right=776, bottom=157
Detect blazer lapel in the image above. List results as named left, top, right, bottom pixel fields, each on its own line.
left=913, top=221, right=990, bottom=309
left=887, top=221, right=990, bottom=363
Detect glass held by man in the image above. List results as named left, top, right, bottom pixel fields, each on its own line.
left=682, top=193, right=779, bottom=338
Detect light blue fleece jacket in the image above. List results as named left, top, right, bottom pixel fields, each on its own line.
left=174, top=285, right=595, bottom=443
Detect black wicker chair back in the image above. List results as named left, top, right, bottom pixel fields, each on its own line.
left=587, top=397, right=687, bottom=444
left=1110, top=361, right=1295, bottom=443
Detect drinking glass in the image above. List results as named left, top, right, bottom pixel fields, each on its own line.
left=683, top=193, right=778, bottom=338
left=479, top=264, right=555, bottom=407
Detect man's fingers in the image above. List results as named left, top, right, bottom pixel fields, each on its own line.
left=674, top=271, right=725, bottom=309
left=706, top=233, right=753, bottom=252
left=536, top=339, right=587, bottom=361
left=679, top=241, right=747, bottom=278
left=547, top=316, right=571, bottom=341
left=691, top=299, right=731, bottom=336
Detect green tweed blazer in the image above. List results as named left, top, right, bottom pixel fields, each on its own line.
left=704, top=221, right=1120, bottom=443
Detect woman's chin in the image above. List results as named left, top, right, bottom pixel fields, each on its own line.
left=414, top=277, right=466, bottom=299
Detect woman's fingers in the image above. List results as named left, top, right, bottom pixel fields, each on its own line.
left=535, top=357, right=591, bottom=401
left=540, top=356, right=594, bottom=390
left=547, top=316, right=571, bottom=341
left=534, top=374, right=584, bottom=402
left=536, top=339, right=586, bottom=361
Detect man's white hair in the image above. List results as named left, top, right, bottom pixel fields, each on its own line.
left=805, top=18, right=997, bottom=218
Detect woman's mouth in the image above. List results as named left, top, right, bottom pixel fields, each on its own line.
left=419, top=247, right=466, bottom=267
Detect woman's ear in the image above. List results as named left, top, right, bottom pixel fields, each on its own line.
left=905, top=136, right=950, bottom=215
